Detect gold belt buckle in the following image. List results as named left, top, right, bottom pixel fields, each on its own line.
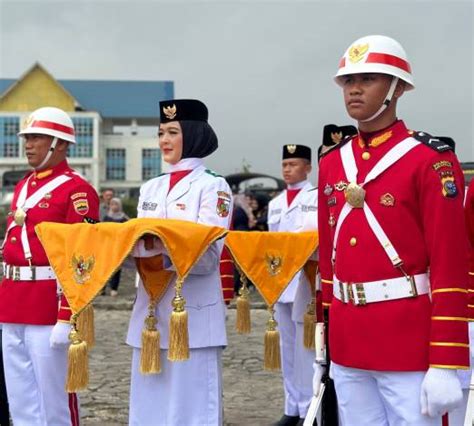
left=347, top=283, right=354, bottom=303
left=339, top=281, right=346, bottom=303
left=12, top=266, right=20, bottom=281
left=407, top=276, right=417, bottom=297
left=354, top=283, right=366, bottom=306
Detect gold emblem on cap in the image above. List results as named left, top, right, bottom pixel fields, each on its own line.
left=22, top=114, right=34, bottom=130
left=330, top=131, right=343, bottom=145
left=163, top=104, right=177, bottom=120
left=286, top=145, right=297, bottom=154
left=348, top=43, right=369, bottom=63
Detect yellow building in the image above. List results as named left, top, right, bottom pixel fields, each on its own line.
left=0, top=63, right=173, bottom=200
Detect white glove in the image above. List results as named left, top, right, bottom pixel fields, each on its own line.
left=420, top=367, right=463, bottom=417
left=49, top=322, right=71, bottom=348
left=312, top=362, right=324, bottom=396
left=469, top=322, right=474, bottom=359
left=132, top=236, right=164, bottom=258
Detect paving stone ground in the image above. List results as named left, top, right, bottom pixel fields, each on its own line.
left=80, top=268, right=284, bottom=426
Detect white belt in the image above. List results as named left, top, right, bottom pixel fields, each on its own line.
left=2, top=263, right=56, bottom=281
left=333, top=273, right=429, bottom=306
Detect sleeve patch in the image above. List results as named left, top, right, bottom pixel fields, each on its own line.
left=71, top=192, right=88, bottom=200
left=432, top=161, right=453, bottom=171
left=216, top=192, right=231, bottom=217
left=440, top=174, right=458, bottom=198
left=73, top=199, right=90, bottom=215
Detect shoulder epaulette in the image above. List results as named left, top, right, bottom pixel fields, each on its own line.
left=205, top=169, right=223, bottom=178
left=411, top=131, right=454, bottom=153
left=320, top=135, right=353, bottom=158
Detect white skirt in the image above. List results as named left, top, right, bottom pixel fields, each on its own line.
left=129, top=346, right=223, bottom=426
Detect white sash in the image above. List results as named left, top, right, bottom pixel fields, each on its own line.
left=1, top=174, right=72, bottom=260
left=332, top=137, right=420, bottom=266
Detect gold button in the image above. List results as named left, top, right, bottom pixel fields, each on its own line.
left=31, top=181, right=37, bottom=187
left=11, top=237, right=17, bottom=244
left=350, top=237, right=357, bottom=246
left=362, top=152, right=371, bottom=160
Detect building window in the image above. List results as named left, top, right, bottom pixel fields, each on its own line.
left=69, top=117, right=93, bottom=158
left=106, top=149, right=126, bottom=180
left=0, top=117, right=20, bottom=158
left=142, top=149, right=161, bottom=180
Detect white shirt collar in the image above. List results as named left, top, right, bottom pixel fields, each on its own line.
left=168, top=157, right=204, bottom=173
left=287, top=180, right=308, bottom=190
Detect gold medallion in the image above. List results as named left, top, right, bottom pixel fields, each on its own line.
left=344, top=182, right=366, bottom=208
left=14, top=208, right=26, bottom=226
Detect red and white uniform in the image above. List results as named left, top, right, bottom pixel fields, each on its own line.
left=318, top=120, right=470, bottom=372
left=465, top=179, right=474, bottom=329
left=0, top=160, right=99, bottom=426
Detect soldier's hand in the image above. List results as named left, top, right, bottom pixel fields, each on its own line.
left=420, top=367, right=463, bottom=417
left=49, top=322, right=71, bottom=348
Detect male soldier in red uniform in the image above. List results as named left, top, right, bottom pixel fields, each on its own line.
left=0, top=107, right=99, bottom=425
left=315, top=35, right=470, bottom=425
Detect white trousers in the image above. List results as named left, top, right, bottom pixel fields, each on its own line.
left=129, top=347, right=223, bottom=426
left=2, top=323, right=79, bottom=426
left=332, top=362, right=442, bottom=426
left=275, top=302, right=313, bottom=418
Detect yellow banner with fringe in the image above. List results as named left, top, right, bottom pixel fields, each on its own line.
left=224, top=231, right=318, bottom=306
left=35, top=218, right=227, bottom=390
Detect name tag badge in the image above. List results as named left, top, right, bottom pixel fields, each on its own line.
left=142, top=201, right=158, bottom=211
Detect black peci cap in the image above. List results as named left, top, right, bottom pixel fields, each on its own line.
left=282, top=144, right=312, bottom=162
left=159, top=99, right=209, bottom=123
left=322, top=124, right=357, bottom=147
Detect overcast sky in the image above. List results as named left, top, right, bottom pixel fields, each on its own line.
left=0, top=0, right=472, bottom=182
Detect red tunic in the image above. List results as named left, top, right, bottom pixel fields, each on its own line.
left=465, top=179, right=474, bottom=322
left=318, top=120, right=470, bottom=371
left=0, top=160, right=100, bottom=325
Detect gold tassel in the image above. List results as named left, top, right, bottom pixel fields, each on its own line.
left=264, top=307, right=281, bottom=371
left=303, top=300, right=316, bottom=350
left=236, top=274, right=251, bottom=334
left=168, top=278, right=189, bottom=361
left=76, top=304, right=95, bottom=348
left=140, top=303, right=161, bottom=374
left=66, top=320, right=89, bottom=393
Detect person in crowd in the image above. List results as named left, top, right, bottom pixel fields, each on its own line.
left=0, top=106, right=99, bottom=425
left=268, top=144, right=317, bottom=426
left=103, top=197, right=129, bottom=296
left=316, top=35, right=469, bottom=425
left=126, top=99, right=232, bottom=425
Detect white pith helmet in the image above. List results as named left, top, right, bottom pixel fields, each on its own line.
left=18, top=106, right=76, bottom=143
left=335, top=35, right=414, bottom=90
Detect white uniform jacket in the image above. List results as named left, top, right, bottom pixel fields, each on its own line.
left=126, top=164, right=232, bottom=349
left=267, top=182, right=318, bottom=321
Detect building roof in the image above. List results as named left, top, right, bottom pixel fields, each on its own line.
left=0, top=75, right=174, bottom=119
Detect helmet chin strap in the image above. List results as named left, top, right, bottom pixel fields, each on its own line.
left=360, top=77, right=399, bottom=123
left=35, top=137, right=58, bottom=171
